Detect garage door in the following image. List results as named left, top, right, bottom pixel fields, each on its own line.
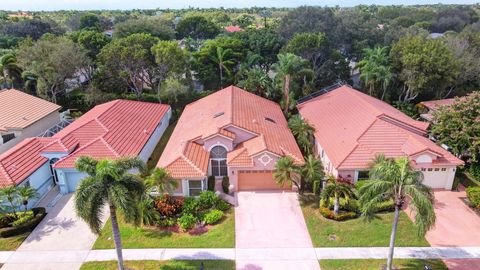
left=238, top=170, right=290, bottom=191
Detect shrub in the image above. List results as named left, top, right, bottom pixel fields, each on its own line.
left=313, top=180, right=321, bottom=195
left=158, top=217, right=176, bottom=227
left=222, top=176, right=230, bottom=193
left=203, top=209, right=224, bottom=225
left=216, top=200, right=231, bottom=211
left=466, top=187, right=480, bottom=208
left=182, top=197, right=200, bottom=215
left=207, top=176, right=216, bottom=191
left=0, top=215, right=16, bottom=228
left=154, top=194, right=184, bottom=218
left=178, top=214, right=197, bottom=230
left=11, top=211, right=34, bottom=227
left=375, top=199, right=395, bottom=212
left=319, top=206, right=358, bottom=221
left=0, top=207, right=46, bottom=238
left=470, top=163, right=480, bottom=181
left=343, top=199, right=360, bottom=213
left=198, top=191, right=220, bottom=210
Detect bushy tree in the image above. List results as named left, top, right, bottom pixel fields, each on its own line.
left=114, top=17, right=175, bottom=40
left=233, top=29, right=284, bottom=70
left=69, top=30, right=111, bottom=60
left=152, top=40, right=190, bottom=90
left=288, top=115, right=315, bottom=155
left=356, top=46, right=393, bottom=100
left=176, top=15, right=219, bottom=40
left=79, top=13, right=100, bottom=30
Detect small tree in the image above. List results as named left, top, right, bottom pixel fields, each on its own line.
left=0, top=186, right=19, bottom=219
left=288, top=115, right=315, bottom=155
left=273, top=156, right=301, bottom=191
left=359, top=154, right=435, bottom=270
left=75, top=156, right=145, bottom=270
left=321, top=175, right=354, bottom=215
left=17, top=186, right=38, bottom=213
left=300, top=155, right=324, bottom=193
left=145, top=167, right=178, bottom=195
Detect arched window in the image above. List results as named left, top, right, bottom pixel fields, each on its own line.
left=210, top=146, right=227, bottom=176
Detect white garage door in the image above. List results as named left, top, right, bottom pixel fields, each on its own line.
left=421, top=168, right=454, bottom=189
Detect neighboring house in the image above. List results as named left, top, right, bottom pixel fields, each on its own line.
left=418, top=98, right=457, bottom=122
left=0, top=89, right=61, bottom=154
left=298, top=84, right=464, bottom=190
left=0, top=99, right=171, bottom=207
left=224, top=25, right=243, bottom=33
left=157, top=86, right=303, bottom=196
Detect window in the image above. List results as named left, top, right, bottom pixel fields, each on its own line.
left=210, top=146, right=227, bottom=177
left=441, top=168, right=447, bottom=171
left=434, top=168, right=440, bottom=171
left=1, top=133, right=15, bottom=144
left=427, top=168, right=433, bottom=171
left=357, top=171, right=370, bottom=180
left=188, top=180, right=202, bottom=196
left=421, top=168, right=426, bottom=171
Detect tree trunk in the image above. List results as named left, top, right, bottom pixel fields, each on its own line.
left=219, top=64, right=223, bottom=88
left=24, top=201, right=28, bottom=214
left=8, top=199, right=18, bottom=219
left=283, top=74, right=291, bottom=114
left=387, top=205, right=401, bottom=270
left=333, top=194, right=340, bottom=216
left=110, top=204, right=125, bottom=270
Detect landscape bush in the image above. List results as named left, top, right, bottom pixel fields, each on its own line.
left=216, top=200, right=231, bottom=211
left=207, top=176, right=216, bottom=191
left=0, top=207, right=47, bottom=238
left=470, top=163, right=480, bottom=181
left=158, top=217, right=176, bottom=228
left=375, top=199, right=395, bottom=212
left=222, top=176, right=230, bottom=193
left=198, top=190, right=220, bottom=210
left=319, top=206, right=358, bottom=221
left=466, top=187, right=480, bottom=208
left=11, top=211, right=34, bottom=227
left=182, top=197, right=200, bottom=215
left=178, top=213, right=197, bottom=230
left=154, top=194, right=184, bottom=217
left=203, top=209, right=224, bottom=225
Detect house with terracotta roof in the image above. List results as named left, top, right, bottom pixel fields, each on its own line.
left=0, top=99, right=171, bottom=206
left=0, top=89, right=62, bottom=154
left=157, top=86, right=303, bottom=196
left=298, top=84, right=464, bottom=190
left=418, top=98, right=458, bottom=122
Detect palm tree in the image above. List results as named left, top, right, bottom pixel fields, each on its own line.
left=321, top=175, right=354, bottom=215
left=210, top=46, right=235, bottom=88
left=288, top=115, right=315, bottom=155
left=0, top=186, right=19, bottom=219
left=356, top=47, right=392, bottom=100
left=145, top=167, right=178, bottom=195
left=74, top=156, right=145, bottom=270
left=273, top=156, right=301, bottom=191
left=0, top=53, right=22, bottom=89
left=300, top=155, right=324, bottom=193
left=272, top=53, right=309, bottom=114
left=358, top=154, right=435, bottom=270
left=17, top=186, right=38, bottom=213
left=237, top=67, right=272, bottom=98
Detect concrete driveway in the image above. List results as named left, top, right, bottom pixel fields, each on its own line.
left=2, top=193, right=107, bottom=270
left=235, top=191, right=319, bottom=270
left=425, top=191, right=480, bottom=247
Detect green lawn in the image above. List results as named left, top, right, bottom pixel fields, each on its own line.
left=0, top=233, right=29, bottom=251
left=300, top=194, right=430, bottom=247
left=93, top=209, right=235, bottom=249
left=319, top=259, right=448, bottom=270
left=80, top=260, right=235, bottom=270
left=146, top=122, right=177, bottom=170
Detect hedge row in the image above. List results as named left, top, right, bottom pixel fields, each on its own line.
left=0, top=207, right=47, bottom=238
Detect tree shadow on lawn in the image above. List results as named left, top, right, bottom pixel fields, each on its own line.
left=298, top=193, right=320, bottom=209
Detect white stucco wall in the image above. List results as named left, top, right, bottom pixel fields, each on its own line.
left=315, top=140, right=338, bottom=177
left=0, top=111, right=61, bottom=154
left=203, top=136, right=234, bottom=152
left=56, top=169, right=87, bottom=194
left=138, top=107, right=172, bottom=162
left=17, top=162, right=54, bottom=208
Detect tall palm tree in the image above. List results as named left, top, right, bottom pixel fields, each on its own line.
left=321, top=175, right=355, bottom=215
left=273, top=156, right=301, bottom=191
left=0, top=186, right=19, bottom=219
left=145, top=167, right=178, bottom=195
left=210, top=46, right=235, bottom=88
left=288, top=115, right=315, bottom=155
left=272, top=53, right=309, bottom=114
left=358, top=154, right=435, bottom=270
left=300, top=155, right=324, bottom=193
left=74, top=156, right=145, bottom=270
left=356, top=47, right=392, bottom=100
left=0, top=53, right=22, bottom=89
left=17, top=186, right=38, bottom=213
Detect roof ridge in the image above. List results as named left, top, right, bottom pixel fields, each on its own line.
left=0, top=161, right=13, bottom=184
left=100, top=137, right=120, bottom=157
left=54, top=136, right=105, bottom=167
left=180, top=155, right=206, bottom=175
left=94, top=117, right=110, bottom=133
left=279, top=146, right=303, bottom=163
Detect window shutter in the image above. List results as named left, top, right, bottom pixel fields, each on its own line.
left=182, top=179, right=189, bottom=196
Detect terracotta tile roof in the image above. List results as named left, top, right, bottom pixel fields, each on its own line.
left=298, top=85, right=463, bottom=170
left=419, top=98, right=457, bottom=111
left=158, top=86, right=303, bottom=178
left=227, top=148, right=254, bottom=167
left=224, top=25, right=243, bottom=32
left=53, top=100, right=170, bottom=168
left=219, top=129, right=236, bottom=139
left=0, top=137, right=54, bottom=187
left=0, top=89, right=60, bottom=132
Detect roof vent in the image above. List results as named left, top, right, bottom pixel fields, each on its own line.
left=213, top=112, right=224, bottom=118
left=265, top=117, right=276, bottom=124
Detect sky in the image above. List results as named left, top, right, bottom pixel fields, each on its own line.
left=1, top=0, right=479, bottom=11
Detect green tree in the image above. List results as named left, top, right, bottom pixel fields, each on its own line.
left=391, top=36, right=459, bottom=102
left=159, top=77, right=190, bottom=106
left=272, top=53, right=310, bottom=114
left=0, top=186, right=19, bottom=218
left=321, top=175, right=354, bottom=215
left=211, top=47, right=235, bottom=88
left=356, top=47, right=393, bottom=100
left=358, top=155, right=435, bottom=270
left=234, top=28, right=283, bottom=70
left=233, top=14, right=255, bottom=28
left=17, top=186, right=38, bottom=213
left=74, top=156, right=145, bottom=270
left=273, top=156, right=301, bottom=191
left=79, top=13, right=100, bottom=30
left=16, top=36, right=89, bottom=103
left=114, top=17, right=175, bottom=40
left=176, top=15, right=219, bottom=40
left=288, top=115, right=315, bottom=155
left=431, top=92, right=480, bottom=162
left=0, top=53, right=22, bottom=89
left=70, top=30, right=111, bottom=60
left=300, top=155, right=324, bottom=193
left=145, top=167, right=178, bottom=195
left=237, top=67, right=273, bottom=98
left=152, top=40, right=190, bottom=95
